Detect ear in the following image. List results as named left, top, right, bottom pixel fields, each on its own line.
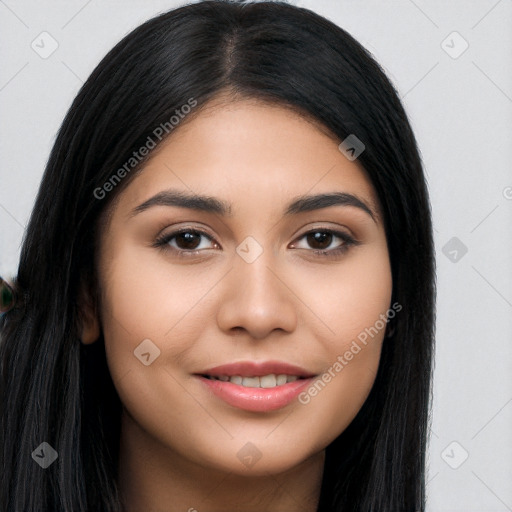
left=78, top=277, right=101, bottom=345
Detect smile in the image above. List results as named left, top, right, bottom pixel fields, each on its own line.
left=196, top=361, right=316, bottom=412
left=202, top=374, right=302, bottom=387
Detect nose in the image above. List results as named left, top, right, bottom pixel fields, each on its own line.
left=216, top=249, right=298, bottom=340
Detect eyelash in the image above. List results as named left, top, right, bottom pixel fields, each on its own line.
left=153, top=227, right=359, bottom=260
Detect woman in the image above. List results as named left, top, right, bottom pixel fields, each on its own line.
left=0, top=1, right=436, bottom=510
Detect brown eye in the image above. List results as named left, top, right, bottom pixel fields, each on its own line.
left=290, top=229, right=358, bottom=259
left=174, top=231, right=203, bottom=250
left=306, top=231, right=333, bottom=250
left=153, top=228, right=219, bottom=257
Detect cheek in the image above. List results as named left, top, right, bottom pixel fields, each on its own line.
left=98, top=243, right=222, bottom=405
left=290, top=245, right=392, bottom=444
left=100, top=239, right=217, bottom=344
left=97, top=248, right=220, bottom=452
left=295, top=241, right=392, bottom=344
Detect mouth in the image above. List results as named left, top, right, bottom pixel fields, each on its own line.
left=201, top=373, right=305, bottom=388
left=195, top=361, right=317, bottom=412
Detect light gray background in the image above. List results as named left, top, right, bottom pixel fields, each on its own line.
left=1, top=1, right=511, bottom=510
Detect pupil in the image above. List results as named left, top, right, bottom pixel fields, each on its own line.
left=308, top=231, right=331, bottom=249
left=177, top=232, right=200, bottom=249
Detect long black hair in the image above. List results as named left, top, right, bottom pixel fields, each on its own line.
left=0, top=1, right=436, bottom=510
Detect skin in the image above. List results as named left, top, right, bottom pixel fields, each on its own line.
left=81, top=97, right=393, bottom=512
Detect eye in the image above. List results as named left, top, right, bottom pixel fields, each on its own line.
left=153, top=228, right=219, bottom=257
left=153, top=226, right=358, bottom=259
left=290, top=229, right=358, bottom=258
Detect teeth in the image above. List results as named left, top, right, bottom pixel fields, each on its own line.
left=260, top=374, right=276, bottom=388
left=230, top=376, right=243, bottom=385
left=208, top=373, right=302, bottom=388
left=276, top=374, right=288, bottom=386
left=242, top=376, right=260, bottom=387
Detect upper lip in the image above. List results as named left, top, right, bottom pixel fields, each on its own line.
left=198, top=360, right=316, bottom=378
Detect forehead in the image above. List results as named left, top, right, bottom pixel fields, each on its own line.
left=113, top=99, right=381, bottom=221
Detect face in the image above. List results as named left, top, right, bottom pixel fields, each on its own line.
left=90, top=99, right=392, bottom=477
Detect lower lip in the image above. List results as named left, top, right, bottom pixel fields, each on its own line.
left=197, top=376, right=314, bottom=412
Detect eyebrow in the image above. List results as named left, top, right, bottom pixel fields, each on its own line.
left=130, top=189, right=377, bottom=222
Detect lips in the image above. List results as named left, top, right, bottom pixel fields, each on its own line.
left=195, top=360, right=317, bottom=412
left=200, top=360, right=316, bottom=379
